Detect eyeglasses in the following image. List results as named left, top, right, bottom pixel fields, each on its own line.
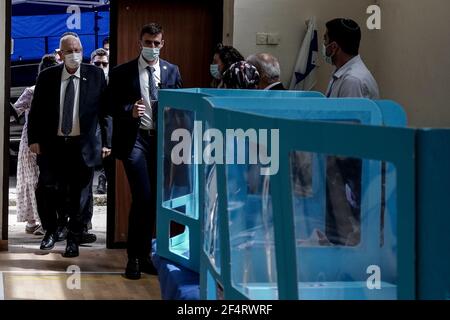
left=94, top=61, right=109, bottom=67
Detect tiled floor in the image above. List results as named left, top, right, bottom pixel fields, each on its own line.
left=1, top=175, right=161, bottom=300
left=0, top=249, right=161, bottom=300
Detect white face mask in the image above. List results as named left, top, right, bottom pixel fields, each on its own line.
left=65, top=52, right=82, bottom=69
left=322, top=43, right=336, bottom=65
left=142, top=47, right=160, bottom=61
left=210, top=64, right=221, bottom=79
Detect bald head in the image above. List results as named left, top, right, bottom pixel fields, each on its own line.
left=59, top=35, right=82, bottom=52
left=246, top=53, right=281, bottom=87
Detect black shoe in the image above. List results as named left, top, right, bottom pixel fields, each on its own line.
left=62, top=239, right=79, bottom=258
left=140, top=258, right=158, bottom=275
left=96, top=175, right=107, bottom=194
left=125, top=258, right=141, bottom=280
left=80, top=231, right=97, bottom=244
left=55, top=226, right=68, bottom=242
left=40, top=232, right=56, bottom=250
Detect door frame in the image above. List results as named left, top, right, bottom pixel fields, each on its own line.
left=222, top=0, right=234, bottom=46
left=1, top=0, right=12, bottom=251
left=0, top=0, right=235, bottom=249
left=106, top=0, right=234, bottom=248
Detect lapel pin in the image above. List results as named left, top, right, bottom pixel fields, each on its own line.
left=163, top=66, right=167, bottom=70
left=82, top=77, right=87, bottom=81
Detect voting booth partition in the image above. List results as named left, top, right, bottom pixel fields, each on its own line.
left=155, top=88, right=324, bottom=273
left=154, top=88, right=449, bottom=300
left=201, top=101, right=411, bottom=300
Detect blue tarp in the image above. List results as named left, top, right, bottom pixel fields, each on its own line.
left=12, top=3, right=109, bottom=62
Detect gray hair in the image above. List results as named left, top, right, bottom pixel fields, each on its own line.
left=59, top=34, right=82, bottom=51
left=90, top=48, right=109, bottom=62
left=246, top=53, right=281, bottom=82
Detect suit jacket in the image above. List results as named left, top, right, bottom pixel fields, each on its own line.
left=27, top=63, right=111, bottom=167
left=108, top=58, right=182, bottom=160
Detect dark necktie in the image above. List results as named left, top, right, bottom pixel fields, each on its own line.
left=146, top=66, right=159, bottom=127
left=146, top=66, right=158, bottom=101
left=62, top=75, right=75, bottom=136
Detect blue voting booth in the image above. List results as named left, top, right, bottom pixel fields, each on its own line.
left=154, top=88, right=450, bottom=300
left=155, top=88, right=324, bottom=273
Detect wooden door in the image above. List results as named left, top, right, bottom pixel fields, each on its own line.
left=108, top=0, right=223, bottom=246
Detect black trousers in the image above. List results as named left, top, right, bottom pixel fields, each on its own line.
left=122, top=130, right=157, bottom=260
left=325, top=157, right=362, bottom=246
left=35, top=137, right=94, bottom=239
left=83, top=155, right=114, bottom=229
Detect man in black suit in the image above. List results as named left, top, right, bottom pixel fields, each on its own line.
left=28, top=34, right=110, bottom=257
left=246, top=53, right=286, bottom=90
left=109, top=23, right=182, bottom=279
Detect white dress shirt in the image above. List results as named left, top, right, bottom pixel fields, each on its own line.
left=58, top=66, right=81, bottom=136
left=326, top=55, right=380, bottom=99
left=138, top=54, right=161, bottom=130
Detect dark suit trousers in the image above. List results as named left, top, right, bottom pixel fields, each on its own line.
left=36, top=153, right=60, bottom=233
left=83, top=156, right=114, bottom=229
left=122, top=131, right=157, bottom=260
left=35, top=137, right=94, bottom=239
left=325, top=157, right=362, bottom=246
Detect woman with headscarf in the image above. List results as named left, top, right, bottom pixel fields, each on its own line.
left=222, top=60, right=260, bottom=89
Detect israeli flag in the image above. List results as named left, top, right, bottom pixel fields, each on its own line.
left=289, top=17, right=319, bottom=90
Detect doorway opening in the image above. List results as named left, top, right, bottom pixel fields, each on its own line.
left=7, top=0, right=110, bottom=252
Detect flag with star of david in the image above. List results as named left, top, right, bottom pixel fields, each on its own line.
left=289, top=17, right=319, bottom=91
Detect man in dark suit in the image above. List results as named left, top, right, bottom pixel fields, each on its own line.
left=28, top=34, right=110, bottom=257
left=246, top=53, right=286, bottom=90
left=108, top=23, right=182, bottom=279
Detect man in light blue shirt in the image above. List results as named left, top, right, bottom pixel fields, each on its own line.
left=321, top=19, right=379, bottom=246
left=323, top=18, right=379, bottom=99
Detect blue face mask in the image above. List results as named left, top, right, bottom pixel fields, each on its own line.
left=210, top=64, right=221, bottom=79
left=142, top=47, right=160, bottom=62
left=322, top=43, right=334, bottom=65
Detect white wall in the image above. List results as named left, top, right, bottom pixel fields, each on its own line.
left=233, top=0, right=450, bottom=127
left=376, top=0, right=450, bottom=127
left=0, top=0, right=6, bottom=240
left=233, top=0, right=375, bottom=93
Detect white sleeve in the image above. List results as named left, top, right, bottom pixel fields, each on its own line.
left=337, top=76, right=365, bottom=98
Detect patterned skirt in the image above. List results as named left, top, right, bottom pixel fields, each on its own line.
left=16, top=121, right=40, bottom=223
